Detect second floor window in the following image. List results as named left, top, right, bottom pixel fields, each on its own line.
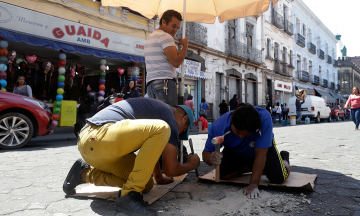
left=246, top=24, right=254, bottom=52
left=274, top=43, right=279, bottom=59
left=267, top=39, right=271, bottom=57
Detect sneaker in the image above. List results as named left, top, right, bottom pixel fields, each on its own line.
left=280, top=151, right=290, bottom=165
left=115, top=190, right=157, bottom=216
left=63, top=158, right=90, bottom=195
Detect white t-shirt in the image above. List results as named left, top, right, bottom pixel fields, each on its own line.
left=144, top=30, right=177, bottom=83
left=275, top=106, right=282, bottom=114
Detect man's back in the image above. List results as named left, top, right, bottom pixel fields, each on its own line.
left=229, top=98, right=238, bottom=110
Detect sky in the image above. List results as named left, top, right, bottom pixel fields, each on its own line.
left=301, top=0, right=360, bottom=57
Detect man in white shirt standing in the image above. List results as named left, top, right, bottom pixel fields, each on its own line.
left=145, top=10, right=188, bottom=106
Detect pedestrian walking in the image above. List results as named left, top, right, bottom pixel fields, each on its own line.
left=344, top=87, right=360, bottom=130
left=228, top=94, right=239, bottom=111
left=122, top=81, right=140, bottom=100
left=13, top=76, right=33, bottom=98
left=145, top=10, right=188, bottom=106
left=282, top=103, right=289, bottom=121
left=296, top=99, right=305, bottom=124
left=199, top=98, right=210, bottom=119
left=219, top=99, right=229, bottom=116
left=185, top=95, right=194, bottom=112
left=266, top=103, right=272, bottom=115
left=274, top=102, right=282, bottom=124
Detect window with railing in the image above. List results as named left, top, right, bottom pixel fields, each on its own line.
left=274, top=43, right=279, bottom=60
left=266, top=39, right=271, bottom=59
left=175, top=22, right=208, bottom=47
left=295, top=33, right=305, bottom=47
left=290, top=50, right=293, bottom=66
left=282, top=48, right=287, bottom=63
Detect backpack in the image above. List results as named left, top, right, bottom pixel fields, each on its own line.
left=199, top=103, right=207, bottom=117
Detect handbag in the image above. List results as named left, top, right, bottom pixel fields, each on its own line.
left=199, top=103, right=207, bottom=117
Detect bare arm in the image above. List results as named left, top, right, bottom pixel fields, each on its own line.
left=249, top=148, right=268, bottom=187
left=162, top=143, right=199, bottom=177
left=202, top=151, right=212, bottom=166
left=190, top=101, right=194, bottom=111
left=207, top=103, right=210, bottom=111
left=163, top=38, right=188, bottom=68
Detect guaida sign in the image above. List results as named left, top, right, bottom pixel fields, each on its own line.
left=0, top=2, right=145, bottom=56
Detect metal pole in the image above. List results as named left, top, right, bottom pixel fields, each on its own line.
left=179, top=0, right=186, bottom=164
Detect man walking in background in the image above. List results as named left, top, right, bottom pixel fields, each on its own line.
left=145, top=10, right=188, bottom=106
left=229, top=94, right=240, bottom=111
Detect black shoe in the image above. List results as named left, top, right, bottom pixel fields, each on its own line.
left=115, top=190, right=157, bottom=216
left=280, top=151, right=290, bottom=164
left=63, top=158, right=90, bottom=195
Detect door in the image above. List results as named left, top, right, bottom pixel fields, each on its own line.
left=216, top=73, right=221, bottom=118
left=247, top=81, right=255, bottom=105
left=229, top=77, right=237, bottom=101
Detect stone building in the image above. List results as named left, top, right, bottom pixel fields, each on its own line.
left=337, top=57, right=360, bottom=99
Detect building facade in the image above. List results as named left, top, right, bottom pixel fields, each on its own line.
left=337, top=57, right=360, bottom=99
left=291, top=0, right=339, bottom=103
left=263, top=0, right=295, bottom=107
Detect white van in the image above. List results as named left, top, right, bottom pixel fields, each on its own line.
left=288, top=95, right=331, bottom=123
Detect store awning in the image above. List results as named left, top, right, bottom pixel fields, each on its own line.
left=0, top=28, right=145, bottom=63
left=328, top=91, right=341, bottom=100
left=176, top=59, right=212, bottom=80
left=314, top=89, right=337, bottom=104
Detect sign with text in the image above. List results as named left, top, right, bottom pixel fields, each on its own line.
left=176, top=59, right=211, bottom=79
left=0, top=2, right=145, bottom=56
left=274, top=80, right=293, bottom=93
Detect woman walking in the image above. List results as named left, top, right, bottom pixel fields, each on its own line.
left=13, top=76, right=33, bottom=98
left=344, top=87, right=360, bottom=130
left=219, top=99, right=229, bottom=116
left=199, top=98, right=210, bottom=119
left=274, top=102, right=282, bottom=124
left=185, top=95, right=195, bottom=112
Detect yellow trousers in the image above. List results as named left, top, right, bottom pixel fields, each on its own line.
left=78, top=119, right=170, bottom=196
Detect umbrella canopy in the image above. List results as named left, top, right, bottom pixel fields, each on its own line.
left=102, top=0, right=278, bottom=23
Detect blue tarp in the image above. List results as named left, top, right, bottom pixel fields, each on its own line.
left=0, top=28, right=145, bottom=63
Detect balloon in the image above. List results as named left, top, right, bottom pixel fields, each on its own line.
left=58, top=75, right=65, bottom=82
left=59, top=60, right=66, bottom=67
left=51, top=120, right=58, bottom=127
left=100, top=72, right=106, bottom=77
left=52, top=114, right=59, bottom=121
left=8, top=50, right=16, bottom=63
left=132, top=68, right=139, bottom=76
left=0, top=48, right=8, bottom=56
left=42, top=62, right=51, bottom=74
left=116, top=67, right=124, bottom=76
left=54, top=101, right=62, bottom=107
left=56, top=94, right=63, bottom=101
left=1, top=87, right=6, bottom=92
left=0, top=41, right=8, bottom=48
left=132, top=76, right=138, bottom=81
left=0, top=79, right=7, bottom=87
left=98, top=90, right=105, bottom=96
left=100, top=65, right=106, bottom=71
left=99, top=84, right=105, bottom=91
left=57, top=88, right=64, bottom=95
left=0, top=63, right=6, bottom=72
left=76, top=62, right=81, bottom=72
left=25, top=54, right=38, bottom=66
left=0, top=71, right=6, bottom=79
left=20, top=61, right=27, bottom=70
left=100, top=59, right=106, bottom=65
left=59, top=53, right=66, bottom=60
left=58, top=82, right=65, bottom=88
left=70, top=66, right=76, bottom=79
left=99, top=78, right=106, bottom=85
left=53, top=107, right=61, bottom=114
left=58, top=67, right=66, bottom=75
left=0, top=56, right=7, bottom=64
left=98, top=96, right=104, bottom=102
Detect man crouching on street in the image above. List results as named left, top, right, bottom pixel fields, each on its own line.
left=63, top=98, right=200, bottom=216
left=202, top=103, right=290, bottom=199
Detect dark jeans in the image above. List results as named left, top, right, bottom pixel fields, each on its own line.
left=350, top=107, right=360, bottom=128
left=273, top=113, right=281, bottom=123
left=147, top=79, right=177, bottom=106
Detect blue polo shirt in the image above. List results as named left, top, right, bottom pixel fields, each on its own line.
left=204, top=107, right=273, bottom=157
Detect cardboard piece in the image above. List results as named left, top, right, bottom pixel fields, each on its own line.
left=71, top=174, right=187, bottom=204
left=199, top=170, right=317, bottom=191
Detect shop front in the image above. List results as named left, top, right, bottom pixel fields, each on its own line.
left=176, top=59, right=211, bottom=120
left=0, top=2, right=146, bottom=125
left=274, top=80, right=293, bottom=105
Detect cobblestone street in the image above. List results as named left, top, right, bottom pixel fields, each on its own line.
left=1, top=120, right=360, bottom=216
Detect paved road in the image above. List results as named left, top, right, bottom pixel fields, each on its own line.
left=0, top=120, right=359, bottom=216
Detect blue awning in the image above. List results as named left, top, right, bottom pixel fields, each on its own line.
left=0, top=28, right=145, bottom=63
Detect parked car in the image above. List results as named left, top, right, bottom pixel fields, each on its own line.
left=0, top=91, right=53, bottom=150
left=288, top=95, right=331, bottom=123
left=330, top=105, right=345, bottom=121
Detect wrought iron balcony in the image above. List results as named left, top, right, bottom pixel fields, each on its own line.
left=322, top=79, right=328, bottom=88
left=295, top=33, right=305, bottom=48
left=333, top=60, right=338, bottom=67
left=274, top=60, right=280, bottom=73
left=175, top=22, right=208, bottom=47
left=297, top=70, right=309, bottom=82
left=225, top=39, right=262, bottom=64
left=311, top=75, right=320, bottom=85
left=327, top=55, right=332, bottom=64
left=272, top=12, right=284, bottom=29
left=330, top=82, right=335, bottom=89
left=308, top=42, right=316, bottom=55
left=281, top=52, right=287, bottom=64
left=265, top=54, right=272, bottom=60
left=318, top=49, right=325, bottom=60
left=284, top=20, right=294, bottom=35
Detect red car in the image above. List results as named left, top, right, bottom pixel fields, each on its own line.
left=0, top=91, right=53, bottom=150
left=330, top=105, right=345, bottom=121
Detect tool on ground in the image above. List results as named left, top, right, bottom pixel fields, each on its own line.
left=211, top=131, right=230, bottom=182
left=188, top=138, right=199, bottom=177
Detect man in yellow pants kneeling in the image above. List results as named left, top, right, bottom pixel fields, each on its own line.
left=63, top=98, right=199, bottom=216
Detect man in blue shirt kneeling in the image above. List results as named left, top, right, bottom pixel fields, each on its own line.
left=202, top=103, right=290, bottom=199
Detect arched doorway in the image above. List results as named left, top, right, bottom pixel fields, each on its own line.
left=245, top=73, right=257, bottom=106
left=225, top=69, right=242, bottom=103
